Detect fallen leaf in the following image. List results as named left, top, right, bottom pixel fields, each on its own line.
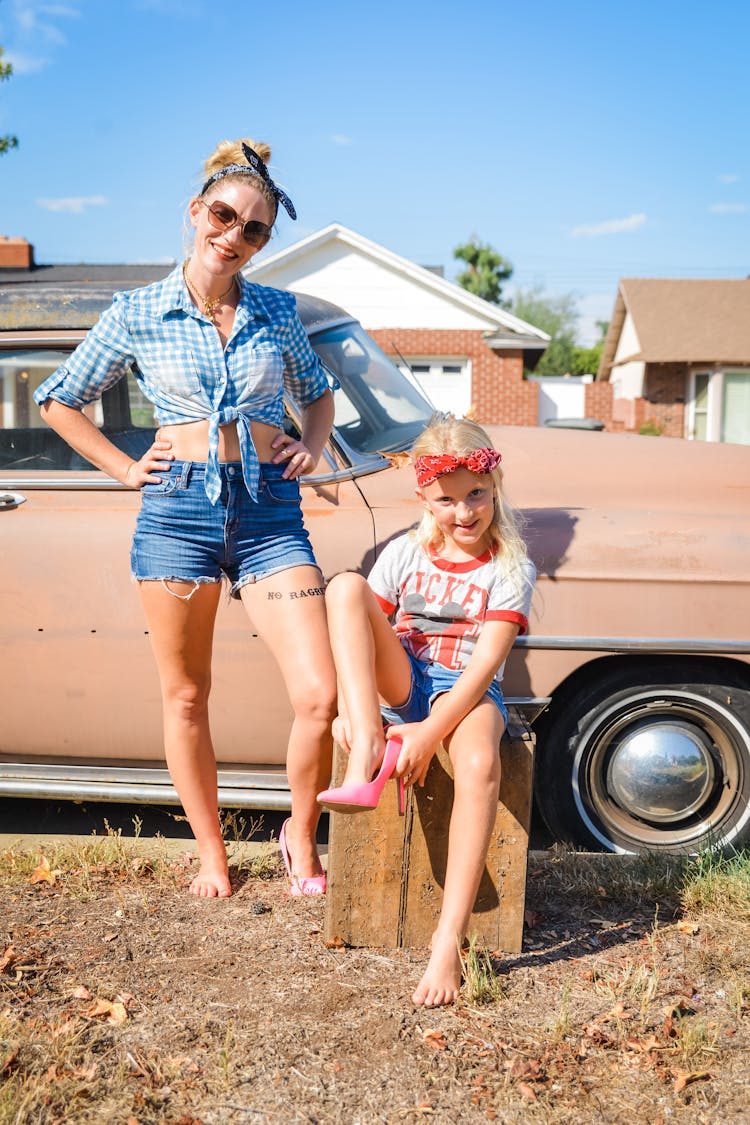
left=523, top=908, right=541, bottom=929
left=86, top=998, right=128, bottom=1025
left=518, top=1082, right=537, bottom=1101
left=662, top=998, right=692, bottom=1039
left=508, top=1057, right=544, bottom=1080
left=676, top=920, right=700, bottom=935
left=603, top=1001, right=633, bottom=1022
left=0, top=1049, right=19, bottom=1076
left=323, top=935, right=346, bottom=949
left=382, top=449, right=413, bottom=469
left=422, top=1029, right=447, bottom=1050
left=673, top=1069, right=712, bottom=1093
left=103, top=932, right=119, bottom=943
left=0, top=946, right=15, bottom=974
left=50, top=1019, right=79, bottom=1039
left=29, top=855, right=55, bottom=885
left=72, top=985, right=92, bottom=1000
left=625, top=1035, right=663, bottom=1053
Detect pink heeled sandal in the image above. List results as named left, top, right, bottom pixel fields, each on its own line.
left=317, top=736, right=405, bottom=815
left=278, top=818, right=327, bottom=896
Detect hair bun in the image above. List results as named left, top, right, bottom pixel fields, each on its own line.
left=203, top=137, right=272, bottom=179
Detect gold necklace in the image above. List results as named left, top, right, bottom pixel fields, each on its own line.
left=183, top=261, right=236, bottom=319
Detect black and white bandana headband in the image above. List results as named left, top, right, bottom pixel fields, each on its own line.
left=201, top=143, right=297, bottom=220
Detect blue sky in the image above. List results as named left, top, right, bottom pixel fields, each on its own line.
left=1, top=0, right=748, bottom=344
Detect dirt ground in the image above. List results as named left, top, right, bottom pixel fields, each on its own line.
left=1, top=841, right=749, bottom=1125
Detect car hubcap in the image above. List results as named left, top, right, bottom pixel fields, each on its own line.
left=606, top=720, right=715, bottom=823
left=572, top=690, right=750, bottom=851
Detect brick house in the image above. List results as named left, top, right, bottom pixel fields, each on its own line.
left=246, top=223, right=549, bottom=427
left=598, top=278, right=750, bottom=443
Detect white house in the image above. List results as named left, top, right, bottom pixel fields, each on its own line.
left=246, top=223, right=549, bottom=424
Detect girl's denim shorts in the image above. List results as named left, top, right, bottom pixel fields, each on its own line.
left=381, top=649, right=508, bottom=729
left=131, top=460, right=318, bottom=598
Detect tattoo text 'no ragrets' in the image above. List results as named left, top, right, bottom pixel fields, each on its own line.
left=267, top=586, right=325, bottom=601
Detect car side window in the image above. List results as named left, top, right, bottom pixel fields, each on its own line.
left=0, top=349, right=157, bottom=472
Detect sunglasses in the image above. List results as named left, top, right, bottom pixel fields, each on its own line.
left=198, top=199, right=272, bottom=248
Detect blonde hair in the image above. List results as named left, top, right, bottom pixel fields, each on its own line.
left=411, top=413, right=530, bottom=587
left=199, top=137, right=278, bottom=218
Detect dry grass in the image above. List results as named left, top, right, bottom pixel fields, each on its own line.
left=1, top=838, right=749, bottom=1124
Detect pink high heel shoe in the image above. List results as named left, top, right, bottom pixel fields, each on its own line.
left=317, top=736, right=405, bottom=815
left=278, top=818, right=327, bottom=896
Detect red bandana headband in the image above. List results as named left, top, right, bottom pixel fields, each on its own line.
left=413, top=448, right=502, bottom=486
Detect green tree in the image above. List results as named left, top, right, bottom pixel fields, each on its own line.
left=512, top=285, right=579, bottom=374
left=454, top=238, right=514, bottom=307
left=512, top=288, right=609, bottom=376
left=1, top=44, right=18, bottom=155
left=568, top=319, right=609, bottom=376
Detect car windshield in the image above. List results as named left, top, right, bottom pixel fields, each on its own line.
left=309, top=323, right=434, bottom=455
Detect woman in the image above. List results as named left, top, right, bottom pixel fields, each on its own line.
left=34, top=138, right=336, bottom=898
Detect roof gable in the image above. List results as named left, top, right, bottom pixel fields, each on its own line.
left=246, top=223, right=548, bottom=342
left=600, top=278, right=750, bottom=375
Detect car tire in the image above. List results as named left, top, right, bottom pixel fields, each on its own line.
left=534, top=660, right=750, bottom=853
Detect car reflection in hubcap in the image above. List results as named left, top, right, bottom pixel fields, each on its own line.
left=606, top=719, right=716, bottom=823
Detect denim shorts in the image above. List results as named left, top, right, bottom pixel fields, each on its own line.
left=131, top=460, right=318, bottom=598
left=381, top=649, right=508, bottom=729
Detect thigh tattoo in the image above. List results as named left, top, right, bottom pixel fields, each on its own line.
left=266, top=585, right=325, bottom=601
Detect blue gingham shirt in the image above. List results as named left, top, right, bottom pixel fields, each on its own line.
left=34, top=266, right=336, bottom=503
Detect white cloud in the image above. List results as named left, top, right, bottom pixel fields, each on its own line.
left=718, top=173, right=740, bottom=184
left=11, top=1, right=79, bottom=43
left=36, top=195, right=108, bottom=214
left=570, top=213, right=647, bottom=238
left=330, top=134, right=352, bottom=146
left=4, top=50, right=50, bottom=73
left=709, top=202, right=747, bottom=214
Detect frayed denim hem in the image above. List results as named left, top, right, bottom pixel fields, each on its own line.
left=131, top=574, right=222, bottom=602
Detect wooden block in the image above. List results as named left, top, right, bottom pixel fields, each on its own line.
left=323, top=707, right=535, bottom=953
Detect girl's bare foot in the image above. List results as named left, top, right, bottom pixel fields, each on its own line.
left=189, top=851, right=232, bottom=898
left=339, top=732, right=386, bottom=788
left=412, top=928, right=462, bottom=1007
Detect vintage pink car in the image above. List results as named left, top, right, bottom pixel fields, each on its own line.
left=2, top=271, right=749, bottom=853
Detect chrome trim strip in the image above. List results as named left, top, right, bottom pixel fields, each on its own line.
left=0, top=477, right=128, bottom=490
left=0, top=464, right=361, bottom=492
left=0, top=778, right=293, bottom=810
left=514, top=636, right=750, bottom=655
left=0, top=764, right=292, bottom=809
left=0, top=701, right=550, bottom=807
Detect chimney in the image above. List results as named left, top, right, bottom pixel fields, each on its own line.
left=0, top=237, right=35, bottom=269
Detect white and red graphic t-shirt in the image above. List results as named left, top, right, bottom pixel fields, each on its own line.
left=367, top=535, right=535, bottom=684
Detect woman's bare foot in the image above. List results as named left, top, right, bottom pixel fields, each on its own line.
left=189, top=850, right=232, bottom=898
left=412, top=928, right=462, bottom=1007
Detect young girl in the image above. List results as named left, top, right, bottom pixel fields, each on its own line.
left=318, top=413, right=535, bottom=1007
